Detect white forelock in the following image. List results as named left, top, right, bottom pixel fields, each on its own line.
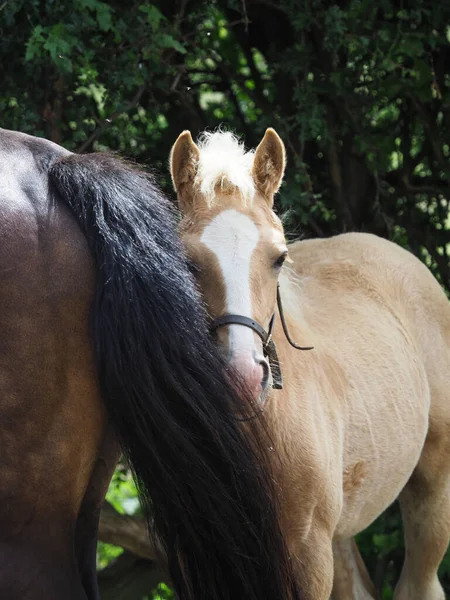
left=195, top=130, right=255, bottom=205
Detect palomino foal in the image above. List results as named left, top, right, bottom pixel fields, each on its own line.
left=170, top=128, right=450, bottom=600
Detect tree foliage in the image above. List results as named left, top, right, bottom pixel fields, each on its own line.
left=1, top=0, right=449, bottom=598
left=2, top=0, right=449, bottom=290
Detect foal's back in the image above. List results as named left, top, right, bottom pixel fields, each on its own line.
left=0, top=130, right=112, bottom=598
left=290, top=231, right=450, bottom=408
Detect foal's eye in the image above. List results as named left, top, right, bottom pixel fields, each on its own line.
left=187, top=261, right=201, bottom=276
left=274, top=252, right=288, bottom=269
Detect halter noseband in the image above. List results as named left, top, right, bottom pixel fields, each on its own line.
left=210, top=283, right=313, bottom=390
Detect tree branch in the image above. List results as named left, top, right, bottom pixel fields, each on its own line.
left=99, top=501, right=160, bottom=562
left=326, top=118, right=354, bottom=230
left=385, top=172, right=448, bottom=197
left=409, top=95, right=449, bottom=176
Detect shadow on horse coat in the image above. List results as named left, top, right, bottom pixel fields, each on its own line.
left=171, top=127, right=450, bottom=600
left=0, top=129, right=301, bottom=600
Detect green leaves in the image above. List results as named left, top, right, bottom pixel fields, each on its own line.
left=26, top=23, right=77, bottom=72
left=139, top=4, right=165, bottom=30
left=97, top=542, right=124, bottom=570
left=150, top=583, right=175, bottom=600
left=139, top=4, right=186, bottom=53
left=373, top=531, right=402, bottom=557
left=24, top=24, right=45, bottom=62
left=157, top=33, right=186, bottom=54
left=76, top=0, right=113, bottom=31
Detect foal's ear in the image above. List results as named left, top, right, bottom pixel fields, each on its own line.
left=252, top=128, right=286, bottom=203
left=170, top=130, right=200, bottom=207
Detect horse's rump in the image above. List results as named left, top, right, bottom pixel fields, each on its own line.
left=0, top=130, right=112, bottom=597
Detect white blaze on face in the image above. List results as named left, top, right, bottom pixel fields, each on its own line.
left=201, top=209, right=259, bottom=360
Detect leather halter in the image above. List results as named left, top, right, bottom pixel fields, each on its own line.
left=211, top=283, right=313, bottom=390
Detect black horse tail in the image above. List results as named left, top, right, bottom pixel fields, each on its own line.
left=48, top=153, right=302, bottom=600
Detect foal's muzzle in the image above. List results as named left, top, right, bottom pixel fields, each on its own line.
left=210, top=283, right=314, bottom=394
left=210, top=313, right=283, bottom=390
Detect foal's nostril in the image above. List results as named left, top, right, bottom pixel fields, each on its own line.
left=258, top=358, right=271, bottom=393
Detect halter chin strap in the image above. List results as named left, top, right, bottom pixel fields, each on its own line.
left=210, top=283, right=313, bottom=390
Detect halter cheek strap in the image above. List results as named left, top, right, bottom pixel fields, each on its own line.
left=210, top=284, right=313, bottom=390
left=276, top=284, right=314, bottom=351
left=211, top=313, right=283, bottom=389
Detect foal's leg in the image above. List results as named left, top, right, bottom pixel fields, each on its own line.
left=332, top=538, right=378, bottom=600
left=291, top=528, right=335, bottom=600
left=394, top=420, right=450, bottom=600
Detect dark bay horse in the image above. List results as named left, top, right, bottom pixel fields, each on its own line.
left=0, top=129, right=301, bottom=600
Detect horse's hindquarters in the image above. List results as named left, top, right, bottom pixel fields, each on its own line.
left=0, top=537, right=88, bottom=600
left=0, top=150, right=109, bottom=596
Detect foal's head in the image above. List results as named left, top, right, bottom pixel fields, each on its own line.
left=171, top=128, right=288, bottom=402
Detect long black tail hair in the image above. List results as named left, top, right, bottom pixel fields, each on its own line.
left=49, top=153, right=302, bottom=600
